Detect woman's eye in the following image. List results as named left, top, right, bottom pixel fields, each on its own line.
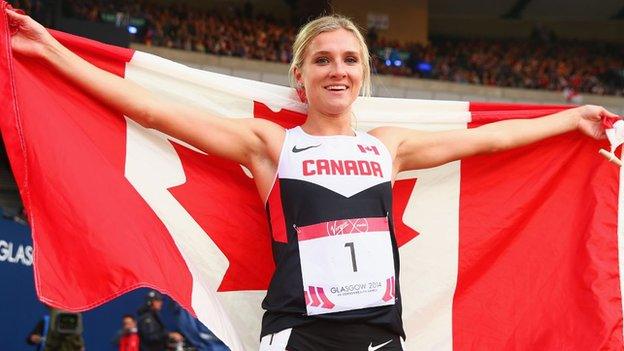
left=315, top=57, right=329, bottom=64
left=346, top=57, right=359, bottom=63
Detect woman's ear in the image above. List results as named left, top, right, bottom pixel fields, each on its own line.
left=295, top=66, right=305, bottom=84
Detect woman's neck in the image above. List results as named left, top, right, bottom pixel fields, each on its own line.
left=301, top=109, right=354, bottom=136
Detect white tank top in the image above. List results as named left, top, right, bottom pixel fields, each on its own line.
left=261, top=126, right=404, bottom=338
left=276, top=126, right=393, bottom=197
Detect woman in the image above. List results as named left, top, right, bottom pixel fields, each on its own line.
left=6, top=10, right=617, bottom=351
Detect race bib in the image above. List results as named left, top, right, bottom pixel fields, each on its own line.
left=296, top=216, right=396, bottom=316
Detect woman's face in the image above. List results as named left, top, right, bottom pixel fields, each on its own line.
left=295, top=28, right=363, bottom=117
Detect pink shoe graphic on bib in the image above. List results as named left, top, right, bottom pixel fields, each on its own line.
left=304, top=286, right=335, bottom=309
left=383, top=276, right=396, bottom=302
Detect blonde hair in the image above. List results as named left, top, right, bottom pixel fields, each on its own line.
left=289, top=14, right=372, bottom=97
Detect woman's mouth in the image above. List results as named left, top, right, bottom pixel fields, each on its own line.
left=324, top=84, right=349, bottom=92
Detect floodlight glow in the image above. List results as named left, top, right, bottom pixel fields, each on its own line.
left=418, top=62, right=432, bottom=72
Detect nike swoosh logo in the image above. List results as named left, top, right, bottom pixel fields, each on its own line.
left=368, top=339, right=393, bottom=351
left=292, top=144, right=321, bottom=153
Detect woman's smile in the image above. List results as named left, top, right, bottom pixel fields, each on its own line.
left=295, top=28, right=364, bottom=118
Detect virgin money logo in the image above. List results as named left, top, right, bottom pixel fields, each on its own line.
left=327, top=218, right=369, bottom=235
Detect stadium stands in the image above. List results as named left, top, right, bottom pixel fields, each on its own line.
left=371, top=36, right=624, bottom=96
left=7, top=0, right=624, bottom=98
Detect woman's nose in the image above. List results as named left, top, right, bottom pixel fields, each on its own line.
left=330, top=61, right=347, bottom=78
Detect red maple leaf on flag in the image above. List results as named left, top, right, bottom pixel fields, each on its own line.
left=168, top=102, right=419, bottom=291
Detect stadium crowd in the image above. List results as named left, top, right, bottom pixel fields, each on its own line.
left=9, top=0, right=624, bottom=96
left=372, top=36, right=624, bottom=96
left=61, top=0, right=296, bottom=62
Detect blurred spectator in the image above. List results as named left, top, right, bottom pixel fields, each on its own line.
left=563, top=87, right=583, bottom=104
left=137, top=290, right=183, bottom=351
left=3, top=206, right=28, bottom=225
left=112, top=314, right=140, bottom=351
left=8, top=0, right=54, bottom=27
left=172, top=302, right=229, bottom=351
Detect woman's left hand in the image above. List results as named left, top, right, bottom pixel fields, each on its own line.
left=576, top=104, right=620, bottom=140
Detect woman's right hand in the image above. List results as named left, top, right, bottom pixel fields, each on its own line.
left=6, top=9, right=58, bottom=58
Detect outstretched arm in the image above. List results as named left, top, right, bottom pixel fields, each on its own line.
left=372, top=105, right=617, bottom=174
left=5, top=9, right=284, bottom=169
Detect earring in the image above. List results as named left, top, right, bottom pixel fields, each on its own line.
left=296, top=83, right=307, bottom=103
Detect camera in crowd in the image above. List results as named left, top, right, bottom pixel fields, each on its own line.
left=53, top=312, right=83, bottom=335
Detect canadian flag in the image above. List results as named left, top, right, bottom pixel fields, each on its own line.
left=0, top=3, right=622, bottom=350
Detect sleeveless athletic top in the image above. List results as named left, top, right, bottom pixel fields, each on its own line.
left=261, top=126, right=405, bottom=338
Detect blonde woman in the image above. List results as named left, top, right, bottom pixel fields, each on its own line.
left=6, top=10, right=617, bottom=351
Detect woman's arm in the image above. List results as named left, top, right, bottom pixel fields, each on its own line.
left=372, top=105, right=617, bottom=174
left=6, top=10, right=284, bottom=168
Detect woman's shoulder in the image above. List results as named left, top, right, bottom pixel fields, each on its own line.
left=365, top=126, right=409, bottom=158
left=366, top=126, right=403, bottom=143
